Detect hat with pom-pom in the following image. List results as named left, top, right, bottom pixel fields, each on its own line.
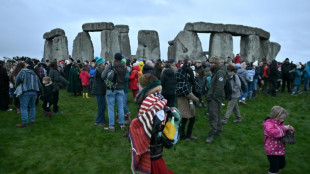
left=95, top=56, right=105, bottom=65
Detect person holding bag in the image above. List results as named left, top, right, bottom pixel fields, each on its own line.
left=263, top=106, right=295, bottom=174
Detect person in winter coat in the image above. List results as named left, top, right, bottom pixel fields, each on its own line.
left=263, top=106, right=294, bottom=174
left=101, top=53, right=127, bottom=132
left=11, top=62, right=25, bottom=113
left=89, top=61, right=96, bottom=91
left=79, top=67, right=91, bottom=98
left=290, top=63, right=303, bottom=95
left=129, top=73, right=173, bottom=174
left=122, top=58, right=131, bottom=124
left=15, top=60, right=43, bottom=128
left=48, top=61, right=69, bottom=113
left=222, top=65, right=242, bottom=124
left=92, top=57, right=107, bottom=126
left=303, top=61, right=310, bottom=91
left=268, top=60, right=279, bottom=96
left=142, top=60, right=156, bottom=75
left=41, top=77, right=53, bottom=118
left=67, top=63, right=81, bottom=96
left=234, top=54, right=242, bottom=64
left=236, top=62, right=250, bottom=105
left=0, top=58, right=11, bottom=111
left=206, top=56, right=228, bottom=144
left=252, top=61, right=260, bottom=98
left=246, top=62, right=255, bottom=99
left=129, top=62, right=140, bottom=98
left=176, top=58, right=200, bottom=141
left=161, top=63, right=177, bottom=107
left=281, top=58, right=292, bottom=93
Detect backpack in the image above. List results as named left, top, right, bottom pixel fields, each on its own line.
left=160, top=107, right=182, bottom=149
left=236, top=74, right=246, bottom=91
left=224, top=75, right=233, bottom=100
left=105, top=63, right=118, bottom=90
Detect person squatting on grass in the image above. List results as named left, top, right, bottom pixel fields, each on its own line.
left=221, top=65, right=242, bottom=124
left=129, top=73, right=173, bottom=174
left=15, top=59, right=43, bottom=128
left=263, top=106, right=295, bottom=174
left=92, top=57, right=107, bottom=126
left=101, top=53, right=127, bottom=132
left=206, top=56, right=228, bottom=144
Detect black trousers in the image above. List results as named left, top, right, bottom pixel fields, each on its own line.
left=268, top=78, right=277, bottom=96
left=267, top=155, right=286, bottom=173
left=0, top=90, right=9, bottom=111
left=52, top=90, right=59, bottom=112
left=282, top=75, right=291, bottom=92
left=42, top=101, right=52, bottom=112
left=180, top=117, right=196, bottom=139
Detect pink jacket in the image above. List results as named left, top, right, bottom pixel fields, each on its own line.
left=263, top=118, right=287, bottom=156
left=79, top=70, right=90, bottom=86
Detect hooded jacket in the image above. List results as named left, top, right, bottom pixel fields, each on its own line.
left=129, top=65, right=140, bottom=90
left=263, top=118, right=288, bottom=155
left=304, top=61, right=310, bottom=78
left=79, top=70, right=90, bottom=86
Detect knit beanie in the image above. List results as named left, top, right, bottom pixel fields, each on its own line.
left=26, top=59, right=34, bottom=66
left=43, top=76, right=52, bottom=85
left=253, top=60, right=258, bottom=67
left=121, top=58, right=126, bottom=65
left=95, top=56, right=105, bottom=65
left=209, top=56, right=220, bottom=64
left=114, top=53, right=123, bottom=61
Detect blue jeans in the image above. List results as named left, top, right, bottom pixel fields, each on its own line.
left=95, top=94, right=106, bottom=124
left=20, top=92, right=37, bottom=124
left=239, top=84, right=248, bottom=101
left=292, top=85, right=300, bottom=93
left=304, top=77, right=309, bottom=91
left=253, top=78, right=258, bottom=91
left=247, top=81, right=254, bottom=99
left=123, top=92, right=130, bottom=114
left=106, top=89, right=124, bottom=126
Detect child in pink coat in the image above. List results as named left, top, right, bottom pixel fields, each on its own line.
left=263, top=106, right=295, bottom=174
left=79, top=67, right=90, bottom=98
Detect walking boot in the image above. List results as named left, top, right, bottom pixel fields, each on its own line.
left=206, top=133, right=214, bottom=144
left=125, top=113, right=131, bottom=125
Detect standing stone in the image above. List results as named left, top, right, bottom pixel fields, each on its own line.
left=72, top=32, right=94, bottom=62
left=100, top=30, right=121, bottom=61
left=114, top=25, right=131, bottom=59
left=170, top=30, right=204, bottom=61
left=260, top=39, right=270, bottom=60
left=167, top=40, right=176, bottom=60
left=267, top=42, right=281, bottom=62
left=240, top=35, right=261, bottom=62
left=82, top=22, right=114, bottom=32
left=43, top=28, right=65, bottom=39
left=136, top=30, right=160, bottom=60
left=43, top=39, right=53, bottom=61
left=209, top=33, right=233, bottom=61
left=51, top=35, right=69, bottom=61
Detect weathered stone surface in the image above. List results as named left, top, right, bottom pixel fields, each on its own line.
left=260, top=39, right=270, bottom=60
left=168, top=40, right=174, bottom=45
left=119, top=32, right=131, bottom=59
left=72, top=32, right=94, bottom=62
left=136, top=30, right=160, bottom=60
left=43, top=28, right=65, bottom=39
left=51, top=36, right=69, bottom=61
left=267, top=42, right=281, bottom=62
left=43, top=39, right=53, bottom=61
left=184, top=22, right=270, bottom=39
left=169, top=30, right=204, bottom=61
left=114, top=25, right=129, bottom=33
left=240, top=35, right=261, bottom=62
left=209, top=33, right=233, bottom=61
left=100, top=30, right=121, bottom=61
left=82, top=22, right=114, bottom=32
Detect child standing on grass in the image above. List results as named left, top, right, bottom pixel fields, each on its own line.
left=41, top=77, right=53, bottom=118
left=79, top=67, right=90, bottom=98
left=263, top=106, right=295, bottom=174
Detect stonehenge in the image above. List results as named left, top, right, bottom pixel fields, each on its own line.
left=43, top=21, right=281, bottom=63
left=43, top=28, right=69, bottom=61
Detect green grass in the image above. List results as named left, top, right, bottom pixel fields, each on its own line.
left=0, top=90, right=309, bottom=174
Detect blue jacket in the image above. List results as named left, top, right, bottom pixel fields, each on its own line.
left=304, top=61, right=310, bottom=78
left=292, top=68, right=303, bottom=86
left=15, top=68, right=43, bottom=94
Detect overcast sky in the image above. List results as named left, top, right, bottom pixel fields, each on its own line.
left=1, top=0, right=310, bottom=63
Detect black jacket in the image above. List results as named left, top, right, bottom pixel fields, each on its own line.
left=41, top=84, right=53, bottom=103
left=161, top=68, right=177, bottom=95
left=92, top=67, right=106, bottom=95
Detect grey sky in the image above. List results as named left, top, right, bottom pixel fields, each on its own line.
left=1, top=0, right=310, bottom=63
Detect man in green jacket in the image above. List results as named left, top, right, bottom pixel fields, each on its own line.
left=206, top=56, right=228, bottom=144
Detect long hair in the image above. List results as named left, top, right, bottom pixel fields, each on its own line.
left=11, top=63, right=25, bottom=78
left=269, top=106, right=288, bottom=120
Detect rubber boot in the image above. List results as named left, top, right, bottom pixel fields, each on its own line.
left=85, top=93, right=90, bottom=98
left=82, top=93, right=85, bottom=98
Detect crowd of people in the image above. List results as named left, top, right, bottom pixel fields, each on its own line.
left=0, top=54, right=307, bottom=174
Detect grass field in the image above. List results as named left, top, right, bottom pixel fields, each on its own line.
left=0, top=89, right=309, bottom=174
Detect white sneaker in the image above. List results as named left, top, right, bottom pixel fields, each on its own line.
left=6, top=108, right=13, bottom=111
left=221, top=103, right=225, bottom=106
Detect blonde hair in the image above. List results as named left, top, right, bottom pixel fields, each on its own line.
left=269, top=106, right=288, bottom=120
